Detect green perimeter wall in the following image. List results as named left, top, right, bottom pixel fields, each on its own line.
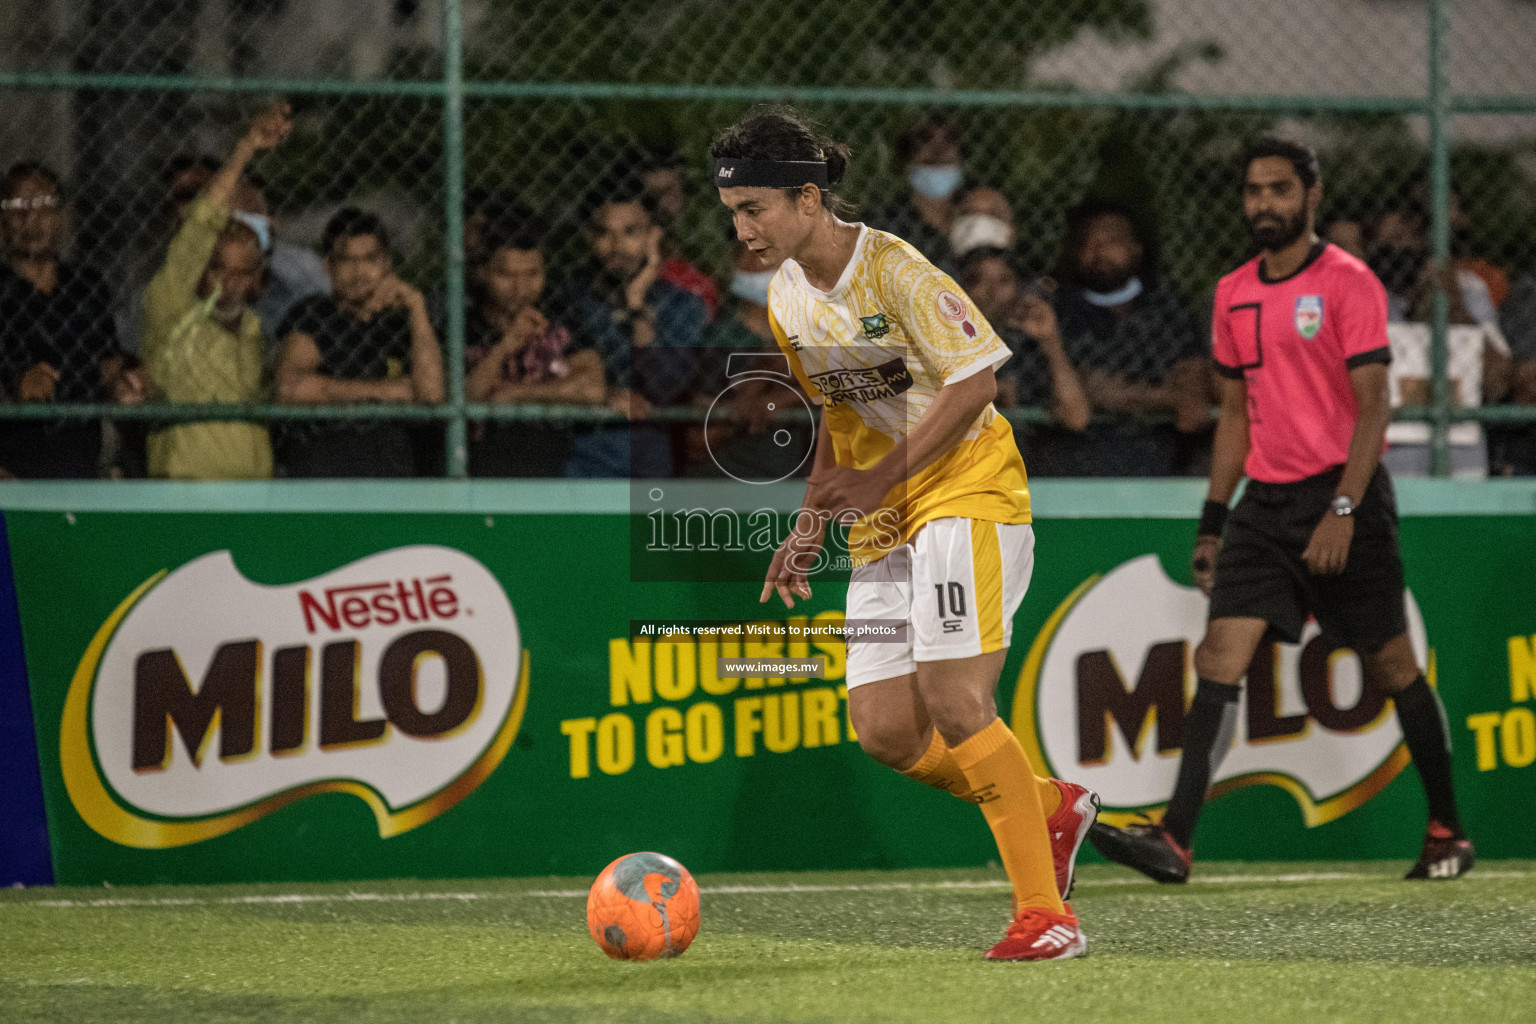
left=2, top=478, right=1533, bottom=886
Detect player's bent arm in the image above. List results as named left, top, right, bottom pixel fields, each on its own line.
left=871, top=365, right=998, bottom=488
left=1337, top=362, right=1391, bottom=504
left=1206, top=375, right=1250, bottom=507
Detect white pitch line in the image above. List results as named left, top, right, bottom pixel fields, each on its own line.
left=15, top=869, right=1529, bottom=909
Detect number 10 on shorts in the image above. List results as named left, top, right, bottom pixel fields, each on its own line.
left=935, top=582, right=967, bottom=634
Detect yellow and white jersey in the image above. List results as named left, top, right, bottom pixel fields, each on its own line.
left=767, top=224, right=1031, bottom=562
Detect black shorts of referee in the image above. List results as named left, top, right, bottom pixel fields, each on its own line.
left=1208, top=463, right=1406, bottom=650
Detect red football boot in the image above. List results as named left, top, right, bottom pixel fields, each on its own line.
left=984, top=905, right=1087, bottom=962
left=1046, top=779, right=1101, bottom=900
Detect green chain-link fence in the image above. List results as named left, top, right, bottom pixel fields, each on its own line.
left=1, top=0, right=1534, bottom=479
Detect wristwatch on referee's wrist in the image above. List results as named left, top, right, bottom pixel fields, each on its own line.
left=1329, top=495, right=1356, bottom=517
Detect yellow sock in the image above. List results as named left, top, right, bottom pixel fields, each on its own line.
left=950, top=719, right=1064, bottom=914
left=901, top=729, right=1062, bottom=817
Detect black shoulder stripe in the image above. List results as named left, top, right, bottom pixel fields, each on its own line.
left=1214, top=361, right=1246, bottom=380
left=1345, top=346, right=1392, bottom=370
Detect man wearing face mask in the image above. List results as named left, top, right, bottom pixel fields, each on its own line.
left=1032, top=200, right=1210, bottom=477
left=949, top=187, right=1017, bottom=261
left=140, top=101, right=294, bottom=480
left=683, top=236, right=811, bottom=481
left=866, top=115, right=964, bottom=270
left=238, top=172, right=330, bottom=347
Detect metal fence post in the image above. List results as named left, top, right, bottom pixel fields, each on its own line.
left=1427, top=0, right=1453, bottom=478
left=442, top=0, right=469, bottom=478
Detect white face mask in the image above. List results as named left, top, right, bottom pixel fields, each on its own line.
left=908, top=164, right=963, bottom=201
left=950, top=213, right=1013, bottom=257
left=730, top=269, right=775, bottom=307
left=231, top=210, right=273, bottom=254
left=1083, top=276, right=1144, bottom=307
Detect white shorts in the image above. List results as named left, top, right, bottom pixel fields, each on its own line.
left=844, top=517, right=1035, bottom=689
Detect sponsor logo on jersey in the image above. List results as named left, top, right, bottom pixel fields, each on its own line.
left=807, top=357, right=913, bottom=405
left=1295, top=295, right=1324, bottom=339
left=859, top=313, right=891, bottom=339
left=1011, top=555, right=1422, bottom=828
left=936, top=290, right=968, bottom=323
left=61, top=546, right=527, bottom=849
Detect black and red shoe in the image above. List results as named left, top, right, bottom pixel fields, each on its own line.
left=1087, top=818, right=1192, bottom=884
left=1405, top=821, right=1475, bottom=880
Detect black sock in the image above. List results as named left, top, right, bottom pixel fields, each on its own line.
left=1394, top=675, right=1463, bottom=837
left=1163, top=679, right=1242, bottom=849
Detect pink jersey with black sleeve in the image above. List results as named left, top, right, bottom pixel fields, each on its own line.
left=1212, top=242, right=1391, bottom=483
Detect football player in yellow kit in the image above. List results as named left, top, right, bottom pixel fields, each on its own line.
left=712, top=107, right=1099, bottom=961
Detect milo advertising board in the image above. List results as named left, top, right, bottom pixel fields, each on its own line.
left=1, top=481, right=1532, bottom=885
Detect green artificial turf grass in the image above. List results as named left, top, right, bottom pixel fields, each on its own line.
left=2, top=861, right=1532, bottom=1024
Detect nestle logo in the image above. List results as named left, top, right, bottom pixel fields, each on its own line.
left=299, top=575, right=460, bottom=634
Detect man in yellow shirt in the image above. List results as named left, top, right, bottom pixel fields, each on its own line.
left=141, top=101, right=292, bottom=479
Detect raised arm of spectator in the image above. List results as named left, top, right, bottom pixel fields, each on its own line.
left=143, top=102, right=291, bottom=340
left=276, top=330, right=412, bottom=404
left=206, top=102, right=291, bottom=216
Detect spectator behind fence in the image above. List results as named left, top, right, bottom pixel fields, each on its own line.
left=1495, top=272, right=1536, bottom=475
left=140, top=103, right=294, bottom=480
left=1413, top=179, right=1510, bottom=311
left=866, top=114, right=963, bottom=270
left=0, top=162, right=140, bottom=478
left=1366, top=197, right=1498, bottom=326
left=681, top=238, right=810, bottom=481
left=239, top=171, right=330, bottom=346
left=275, top=208, right=445, bottom=477
left=950, top=187, right=1017, bottom=260
left=643, top=154, right=722, bottom=320
left=560, top=176, right=704, bottom=478
left=1033, top=200, right=1211, bottom=477
left=464, top=214, right=605, bottom=476
left=1366, top=191, right=1510, bottom=476
left=956, top=248, right=1089, bottom=461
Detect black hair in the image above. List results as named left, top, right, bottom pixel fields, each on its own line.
left=481, top=206, right=547, bottom=256
left=321, top=207, right=391, bottom=258
left=578, top=170, right=662, bottom=229
left=1055, top=198, right=1157, bottom=285
left=1244, top=136, right=1321, bottom=190
left=709, top=105, right=854, bottom=217
left=896, top=112, right=961, bottom=165
left=1061, top=198, right=1143, bottom=256
left=1, top=161, right=64, bottom=202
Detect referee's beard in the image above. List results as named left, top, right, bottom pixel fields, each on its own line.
left=1246, top=208, right=1308, bottom=252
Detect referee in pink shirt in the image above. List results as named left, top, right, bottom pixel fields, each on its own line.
left=1089, top=138, right=1474, bottom=883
